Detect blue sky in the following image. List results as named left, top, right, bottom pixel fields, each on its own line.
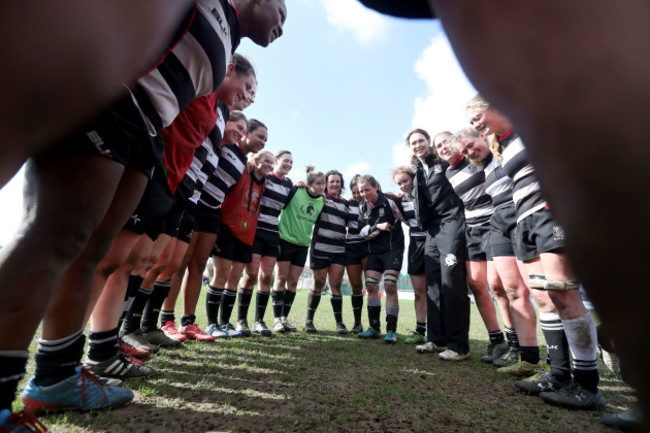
left=235, top=0, right=476, bottom=189
left=0, top=0, right=477, bottom=246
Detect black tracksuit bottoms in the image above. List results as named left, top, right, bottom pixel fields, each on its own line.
left=424, top=218, right=470, bottom=354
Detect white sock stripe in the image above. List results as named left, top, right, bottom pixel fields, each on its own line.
left=0, top=372, right=25, bottom=383
left=37, top=330, right=82, bottom=346
left=207, top=287, right=221, bottom=295
left=137, top=287, right=153, bottom=295
left=89, top=335, right=118, bottom=345
left=38, top=330, right=84, bottom=351
left=155, top=279, right=172, bottom=288
left=573, top=360, right=599, bottom=370
left=330, top=295, right=342, bottom=300
left=573, top=357, right=598, bottom=362
left=539, top=321, right=564, bottom=331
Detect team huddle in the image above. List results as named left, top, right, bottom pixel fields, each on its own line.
left=0, top=0, right=621, bottom=431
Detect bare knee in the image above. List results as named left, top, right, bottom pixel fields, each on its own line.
left=27, top=215, right=96, bottom=267
left=260, top=272, right=272, bottom=288
left=313, top=276, right=326, bottom=291
left=489, top=280, right=507, bottom=298
left=95, top=259, right=121, bottom=281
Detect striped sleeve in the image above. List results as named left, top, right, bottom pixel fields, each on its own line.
left=445, top=158, right=494, bottom=227
left=257, top=174, right=294, bottom=233
left=400, top=195, right=427, bottom=239
left=198, top=143, right=247, bottom=210
left=500, top=132, right=547, bottom=222
left=312, top=195, right=350, bottom=255
left=131, top=0, right=240, bottom=132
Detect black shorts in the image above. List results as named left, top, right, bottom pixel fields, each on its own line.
left=193, top=205, right=222, bottom=235
left=490, top=204, right=517, bottom=258
left=252, top=228, right=281, bottom=258
left=176, top=210, right=195, bottom=244
left=366, top=249, right=404, bottom=273
left=214, top=225, right=253, bottom=264
left=515, top=208, right=567, bottom=262
left=278, top=239, right=309, bottom=267
left=466, top=224, right=491, bottom=262
left=123, top=170, right=174, bottom=240
left=346, top=242, right=368, bottom=266
left=161, top=201, right=185, bottom=238
left=310, top=249, right=347, bottom=270
left=407, top=237, right=426, bottom=275
left=68, top=93, right=162, bottom=176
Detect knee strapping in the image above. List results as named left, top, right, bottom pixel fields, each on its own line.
left=528, top=274, right=580, bottom=291
left=384, top=274, right=398, bottom=284
left=366, top=276, right=380, bottom=286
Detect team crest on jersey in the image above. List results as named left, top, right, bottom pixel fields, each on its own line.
left=444, top=253, right=458, bottom=267
left=130, top=214, right=141, bottom=225
left=552, top=225, right=566, bottom=241
left=378, top=208, right=385, bottom=217
left=434, top=164, right=444, bottom=173
left=301, top=203, right=316, bottom=216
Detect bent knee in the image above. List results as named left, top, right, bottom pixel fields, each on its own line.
left=260, top=273, right=272, bottom=287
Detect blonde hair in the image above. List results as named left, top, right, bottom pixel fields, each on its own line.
left=465, top=95, right=503, bottom=162
left=465, top=94, right=491, bottom=112
left=305, top=165, right=324, bottom=185
left=450, top=127, right=497, bottom=167
left=392, top=166, right=415, bottom=181
left=251, top=149, right=273, bottom=163
left=488, top=135, right=503, bottom=162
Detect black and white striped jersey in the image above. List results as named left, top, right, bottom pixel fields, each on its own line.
left=197, top=142, right=247, bottom=211
left=445, top=157, right=494, bottom=227
left=346, top=199, right=365, bottom=245
left=185, top=102, right=228, bottom=205
left=482, top=153, right=514, bottom=208
left=311, top=194, right=350, bottom=255
left=400, top=194, right=427, bottom=240
left=257, top=173, right=294, bottom=233
left=132, top=0, right=240, bottom=132
left=499, top=130, right=547, bottom=222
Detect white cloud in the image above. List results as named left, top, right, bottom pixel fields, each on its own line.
left=411, top=34, right=477, bottom=136
left=344, top=161, right=370, bottom=182
left=320, top=0, right=389, bottom=44
left=391, top=141, right=412, bottom=168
